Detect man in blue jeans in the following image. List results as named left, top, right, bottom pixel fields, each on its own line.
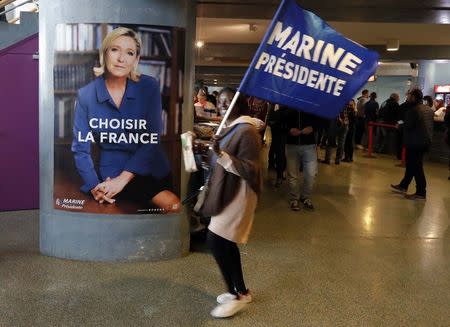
left=282, top=107, right=319, bottom=211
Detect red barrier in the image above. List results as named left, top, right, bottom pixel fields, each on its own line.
left=367, top=125, right=374, bottom=157
left=366, top=122, right=397, bottom=158
left=401, top=146, right=406, bottom=166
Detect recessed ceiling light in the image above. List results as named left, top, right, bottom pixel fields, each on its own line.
left=386, top=39, right=399, bottom=52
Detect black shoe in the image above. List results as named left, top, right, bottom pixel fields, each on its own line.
left=300, top=198, right=314, bottom=210
left=290, top=199, right=301, bottom=211
left=405, top=193, right=426, bottom=201
left=342, top=158, right=351, bottom=162
left=320, top=160, right=330, bottom=165
left=390, top=184, right=407, bottom=194
left=335, top=160, right=340, bottom=165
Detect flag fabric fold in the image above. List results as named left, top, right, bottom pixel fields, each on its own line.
left=238, top=0, right=379, bottom=119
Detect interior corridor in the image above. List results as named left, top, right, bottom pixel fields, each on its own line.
left=1, top=149, right=449, bottom=326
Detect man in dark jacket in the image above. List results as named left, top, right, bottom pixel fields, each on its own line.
left=267, top=104, right=288, bottom=186
left=364, top=92, right=379, bottom=124
left=375, top=93, right=399, bottom=153
left=391, top=89, right=434, bottom=200
left=363, top=92, right=379, bottom=149
left=282, top=107, right=319, bottom=211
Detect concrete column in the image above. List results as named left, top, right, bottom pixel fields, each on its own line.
left=39, top=0, right=195, bottom=261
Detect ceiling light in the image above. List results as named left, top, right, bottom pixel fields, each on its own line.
left=386, top=39, right=399, bottom=52
left=195, top=40, right=204, bottom=48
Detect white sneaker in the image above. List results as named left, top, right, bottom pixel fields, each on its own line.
left=217, top=292, right=253, bottom=304
left=216, top=292, right=237, bottom=304
left=210, top=300, right=247, bottom=318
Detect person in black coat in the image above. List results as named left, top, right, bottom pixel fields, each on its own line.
left=375, top=93, right=400, bottom=153
left=391, top=89, right=434, bottom=200
left=267, top=104, right=288, bottom=186
left=444, top=107, right=450, bottom=180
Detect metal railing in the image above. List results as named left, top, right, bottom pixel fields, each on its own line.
left=0, top=0, right=38, bottom=21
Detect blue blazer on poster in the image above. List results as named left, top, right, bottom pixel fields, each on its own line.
left=239, top=0, right=379, bottom=119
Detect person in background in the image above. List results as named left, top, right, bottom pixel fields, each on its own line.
left=375, top=93, right=400, bottom=153
left=248, top=96, right=269, bottom=142
left=201, top=92, right=262, bottom=319
left=434, top=103, right=447, bottom=122
left=432, top=98, right=444, bottom=112
left=267, top=104, right=288, bottom=186
left=194, top=89, right=221, bottom=122
left=282, top=107, right=319, bottom=211
left=316, top=117, right=330, bottom=149
left=342, top=99, right=357, bottom=162
left=355, top=89, right=369, bottom=149
left=395, top=91, right=410, bottom=160
left=391, top=89, right=434, bottom=200
left=212, top=90, right=219, bottom=105
left=323, top=103, right=349, bottom=165
left=444, top=107, right=450, bottom=180
left=423, top=95, right=433, bottom=108
left=204, top=86, right=217, bottom=107
left=363, top=92, right=379, bottom=149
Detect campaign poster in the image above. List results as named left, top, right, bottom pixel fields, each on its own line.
left=53, top=23, right=184, bottom=214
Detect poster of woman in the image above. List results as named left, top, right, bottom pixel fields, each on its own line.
left=53, top=23, right=184, bottom=214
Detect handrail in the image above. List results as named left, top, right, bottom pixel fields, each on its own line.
left=7, top=3, right=36, bottom=23
left=0, top=0, right=36, bottom=18
left=0, top=0, right=16, bottom=10
left=367, top=121, right=397, bottom=129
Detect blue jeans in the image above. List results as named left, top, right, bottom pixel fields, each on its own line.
left=325, top=124, right=348, bottom=163
left=286, top=144, right=318, bottom=200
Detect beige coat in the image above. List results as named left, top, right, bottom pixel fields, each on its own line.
left=206, top=116, right=262, bottom=244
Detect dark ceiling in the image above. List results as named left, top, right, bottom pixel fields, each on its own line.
left=196, top=0, right=450, bottom=86
left=197, top=0, right=450, bottom=23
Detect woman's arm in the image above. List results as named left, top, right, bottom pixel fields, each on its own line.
left=220, top=127, right=261, bottom=185
left=71, top=92, right=101, bottom=193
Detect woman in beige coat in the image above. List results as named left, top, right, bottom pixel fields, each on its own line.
left=201, top=89, right=263, bottom=318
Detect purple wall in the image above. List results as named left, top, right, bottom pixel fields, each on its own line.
left=0, top=34, right=39, bottom=211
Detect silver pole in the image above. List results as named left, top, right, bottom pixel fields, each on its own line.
left=0, top=0, right=33, bottom=17
left=215, top=91, right=240, bottom=136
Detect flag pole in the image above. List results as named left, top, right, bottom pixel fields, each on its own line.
left=215, top=0, right=287, bottom=136
left=215, top=91, right=240, bottom=136
left=238, top=0, right=287, bottom=92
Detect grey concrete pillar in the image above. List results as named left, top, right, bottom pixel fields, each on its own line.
left=39, top=0, right=195, bottom=261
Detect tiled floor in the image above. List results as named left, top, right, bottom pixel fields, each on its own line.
left=1, top=150, right=449, bottom=326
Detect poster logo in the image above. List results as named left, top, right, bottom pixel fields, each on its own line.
left=55, top=198, right=85, bottom=210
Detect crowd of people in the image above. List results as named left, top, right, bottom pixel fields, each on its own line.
left=189, top=84, right=450, bottom=318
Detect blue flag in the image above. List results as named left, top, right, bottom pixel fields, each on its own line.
left=238, top=0, right=379, bottom=119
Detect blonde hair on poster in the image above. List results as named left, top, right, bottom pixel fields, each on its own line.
left=93, top=27, right=142, bottom=82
